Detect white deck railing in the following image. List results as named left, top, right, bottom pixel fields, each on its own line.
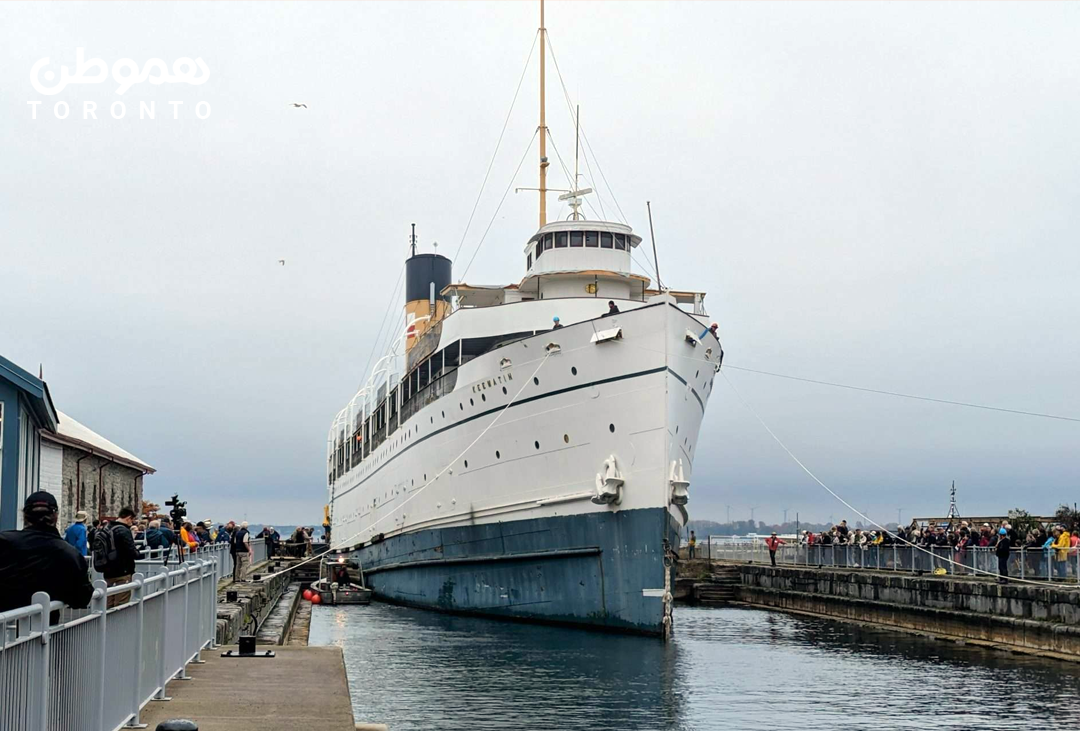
left=0, top=552, right=221, bottom=731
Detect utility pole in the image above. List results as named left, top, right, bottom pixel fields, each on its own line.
left=750, top=506, right=758, bottom=525
left=897, top=508, right=903, bottom=526
left=725, top=504, right=731, bottom=526
left=783, top=508, right=789, bottom=525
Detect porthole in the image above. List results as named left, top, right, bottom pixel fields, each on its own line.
left=676, top=425, right=680, bottom=434
left=464, top=460, right=469, bottom=468
left=496, top=451, right=501, bottom=459
left=442, top=411, right=445, bottom=418
left=411, top=479, right=415, bottom=487
left=459, top=403, right=463, bottom=411
left=534, top=441, right=540, bottom=450
left=424, top=474, right=427, bottom=481
left=481, top=394, right=486, bottom=402
left=571, top=367, right=578, bottom=376
left=563, top=434, right=569, bottom=444
left=609, top=423, right=615, bottom=433
left=470, top=398, right=474, bottom=406
left=533, top=377, right=539, bottom=386
left=431, top=417, right=434, bottom=424
left=695, top=370, right=700, bottom=379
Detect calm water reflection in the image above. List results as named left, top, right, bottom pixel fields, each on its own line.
left=309, top=603, right=1080, bottom=730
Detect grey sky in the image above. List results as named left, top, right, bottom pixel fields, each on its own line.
left=1, top=2, right=1077, bottom=527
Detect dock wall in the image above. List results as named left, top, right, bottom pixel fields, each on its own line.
left=733, top=565, right=1080, bottom=658
left=216, top=564, right=291, bottom=644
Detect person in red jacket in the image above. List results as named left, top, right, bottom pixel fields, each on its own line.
left=765, top=532, right=784, bottom=567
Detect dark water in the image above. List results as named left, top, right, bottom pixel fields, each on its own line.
left=309, top=604, right=1080, bottom=730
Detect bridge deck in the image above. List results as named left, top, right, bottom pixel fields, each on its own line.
left=139, top=645, right=356, bottom=731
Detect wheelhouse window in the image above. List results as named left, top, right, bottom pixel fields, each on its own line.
left=614, top=233, right=627, bottom=250
left=555, top=232, right=568, bottom=248
left=584, top=231, right=598, bottom=248
left=543, top=235, right=553, bottom=252
left=600, top=232, right=613, bottom=249
left=535, top=243, right=542, bottom=260
left=570, top=231, right=583, bottom=247
left=527, top=253, right=532, bottom=269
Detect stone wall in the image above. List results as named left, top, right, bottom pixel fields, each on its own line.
left=216, top=564, right=292, bottom=645
left=735, top=565, right=1080, bottom=659
left=58, top=446, right=143, bottom=526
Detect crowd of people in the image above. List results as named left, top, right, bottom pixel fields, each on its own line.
left=798, top=518, right=1078, bottom=582
left=0, top=489, right=329, bottom=618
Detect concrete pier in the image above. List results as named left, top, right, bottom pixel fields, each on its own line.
left=139, top=645, right=356, bottom=731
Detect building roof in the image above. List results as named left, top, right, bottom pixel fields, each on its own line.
left=43, top=411, right=156, bottom=474
left=0, top=354, right=58, bottom=430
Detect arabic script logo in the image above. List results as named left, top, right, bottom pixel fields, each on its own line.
left=31, top=48, right=210, bottom=96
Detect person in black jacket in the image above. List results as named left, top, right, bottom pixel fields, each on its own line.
left=996, top=528, right=1012, bottom=583
left=103, top=507, right=144, bottom=608
left=0, top=491, right=94, bottom=621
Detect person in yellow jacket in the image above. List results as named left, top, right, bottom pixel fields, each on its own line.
left=179, top=522, right=198, bottom=553
left=1051, top=527, right=1071, bottom=580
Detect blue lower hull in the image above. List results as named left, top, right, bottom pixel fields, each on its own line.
left=348, top=508, right=680, bottom=635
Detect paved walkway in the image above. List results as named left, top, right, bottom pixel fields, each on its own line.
left=139, top=645, right=356, bottom=731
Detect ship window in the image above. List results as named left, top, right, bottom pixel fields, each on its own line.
left=502, top=386, right=507, bottom=395
left=555, top=232, right=568, bottom=248
left=571, top=367, right=577, bottom=376
left=544, top=235, right=554, bottom=252
left=464, top=460, right=468, bottom=468
left=584, top=231, right=598, bottom=248
left=570, top=231, right=583, bottom=247
left=614, top=234, right=627, bottom=250
left=495, top=451, right=500, bottom=459
left=600, top=232, right=613, bottom=249
left=535, top=244, right=542, bottom=260
left=534, top=441, right=540, bottom=450
left=527, top=253, right=532, bottom=269
left=609, top=423, right=615, bottom=433
left=481, top=393, right=486, bottom=402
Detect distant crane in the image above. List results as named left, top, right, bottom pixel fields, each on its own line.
left=289, top=103, right=308, bottom=108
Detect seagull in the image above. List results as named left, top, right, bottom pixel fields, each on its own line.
left=289, top=103, right=308, bottom=108
left=278, top=259, right=286, bottom=266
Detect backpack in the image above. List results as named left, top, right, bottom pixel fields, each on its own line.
left=92, top=523, right=118, bottom=571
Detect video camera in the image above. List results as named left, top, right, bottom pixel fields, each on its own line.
left=165, top=493, right=187, bottom=526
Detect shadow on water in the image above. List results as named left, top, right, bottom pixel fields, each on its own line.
left=310, top=603, right=1080, bottom=731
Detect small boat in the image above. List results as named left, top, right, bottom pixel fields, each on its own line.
left=312, top=554, right=373, bottom=605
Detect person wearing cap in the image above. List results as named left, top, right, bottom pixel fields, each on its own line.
left=603, top=300, right=620, bottom=317
left=64, top=510, right=90, bottom=556
left=552, top=316, right=563, bottom=329
left=102, top=507, right=144, bottom=608
left=995, top=527, right=1012, bottom=583
left=764, top=532, right=785, bottom=567
left=0, top=491, right=94, bottom=617
left=231, top=521, right=253, bottom=582
left=699, top=322, right=720, bottom=340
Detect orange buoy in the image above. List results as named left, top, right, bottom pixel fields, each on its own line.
left=302, top=589, right=313, bottom=601
left=310, top=593, right=322, bottom=604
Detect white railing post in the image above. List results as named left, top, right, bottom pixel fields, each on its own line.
left=193, top=561, right=205, bottom=663
left=208, top=556, right=219, bottom=649
left=30, top=591, right=51, bottom=731
left=126, top=573, right=148, bottom=729
left=154, top=571, right=172, bottom=701
left=177, top=565, right=191, bottom=680
left=93, top=579, right=108, bottom=731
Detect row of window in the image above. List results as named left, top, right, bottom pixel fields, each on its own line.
left=531, top=230, right=629, bottom=267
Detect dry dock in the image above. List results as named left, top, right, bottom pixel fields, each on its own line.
left=139, top=645, right=356, bottom=731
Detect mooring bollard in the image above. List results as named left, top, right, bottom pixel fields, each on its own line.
left=253, top=574, right=262, bottom=581
left=226, top=590, right=238, bottom=602
left=156, top=720, right=198, bottom=731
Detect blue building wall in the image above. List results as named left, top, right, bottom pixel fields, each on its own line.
left=0, top=355, right=57, bottom=530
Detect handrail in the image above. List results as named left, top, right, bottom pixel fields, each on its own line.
left=0, top=553, right=221, bottom=731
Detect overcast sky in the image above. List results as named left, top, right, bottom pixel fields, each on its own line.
left=2, top=2, right=1077, bottom=527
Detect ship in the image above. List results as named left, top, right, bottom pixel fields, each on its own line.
left=326, top=1, right=722, bottom=637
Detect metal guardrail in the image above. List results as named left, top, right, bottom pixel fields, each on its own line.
left=0, top=552, right=221, bottom=731
left=704, top=540, right=1080, bottom=582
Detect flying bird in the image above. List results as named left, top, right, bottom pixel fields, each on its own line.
left=289, top=103, right=308, bottom=108
left=278, top=259, right=286, bottom=266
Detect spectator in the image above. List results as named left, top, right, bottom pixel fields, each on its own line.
left=1052, top=527, right=1071, bottom=580
left=96, top=506, right=144, bottom=608
left=0, top=492, right=94, bottom=619
left=231, top=521, right=252, bottom=582
left=836, top=520, right=849, bottom=540
left=144, top=519, right=172, bottom=551
left=64, top=510, right=90, bottom=556
left=87, top=519, right=101, bottom=547
left=217, top=521, right=235, bottom=545
left=180, top=522, right=198, bottom=552
left=995, top=528, right=1012, bottom=583
left=764, top=532, right=784, bottom=567
left=194, top=521, right=211, bottom=546
left=604, top=300, right=620, bottom=316
left=552, top=316, right=563, bottom=329
left=688, top=531, right=697, bottom=559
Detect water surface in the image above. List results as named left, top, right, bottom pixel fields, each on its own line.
left=310, top=603, right=1080, bottom=730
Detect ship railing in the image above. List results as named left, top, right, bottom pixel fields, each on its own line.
left=0, top=555, right=220, bottom=731
left=702, top=539, right=1080, bottom=582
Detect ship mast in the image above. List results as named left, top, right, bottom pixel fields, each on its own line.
left=538, top=0, right=549, bottom=228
